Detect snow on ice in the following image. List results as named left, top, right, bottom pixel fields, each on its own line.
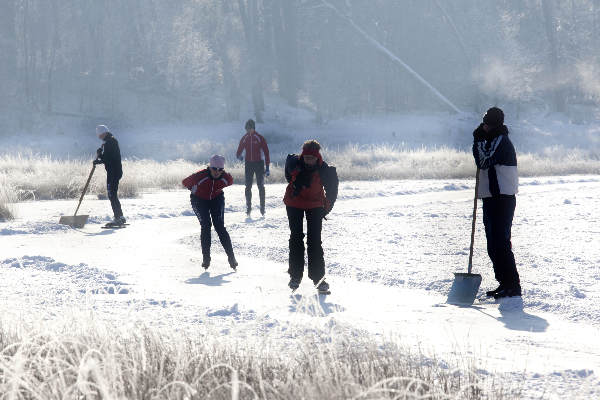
left=1, top=175, right=599, bottom=398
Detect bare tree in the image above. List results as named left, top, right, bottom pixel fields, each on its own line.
left=269, top=0, right=300, bottom=107
left=542, top=0, right=566, bottom=112
left=237, top=0, right=265, bottom=122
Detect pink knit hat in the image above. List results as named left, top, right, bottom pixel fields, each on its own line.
left=209, top=154, right=225, bottom=169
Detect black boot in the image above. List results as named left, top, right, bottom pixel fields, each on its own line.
left=228, top=256, right=238, bottom=270
left=493, top=285, right=522, bottom=299
left=316, top=280, right=330, bottom=295
left=201, top=256, right=210, bottom=270
left=486, top=284, right=504, bottom=297
left=288, top=278, right=301, bottom=291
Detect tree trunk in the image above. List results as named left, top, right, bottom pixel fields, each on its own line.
left=542, top=0, right=565, bottom=112
left=238, top=0, right=264, bottom=122
left=271, top=0, right=299, bottom=107
left=0, top=0, right=17, bottom=104
left=46, top=0, right=60, bottom=113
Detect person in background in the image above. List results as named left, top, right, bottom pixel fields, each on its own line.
left=182, top=155, right=238, bottom=270
left=94, top=124, right=126, bottom=226
left=283, top=140, right=338, bottom=294
left=472, top=107, right=521, bottom=299
left=236, top=119, right=270, bottom=216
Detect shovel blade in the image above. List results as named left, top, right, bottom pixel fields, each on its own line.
left=59, top=215, right=89, bottom=228
left=447, top=272, right=482, bottom=305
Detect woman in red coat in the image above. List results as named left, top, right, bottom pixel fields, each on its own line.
left=283, top=140, right=338, bottom=293
left=182, top=155, right=238, bottom=270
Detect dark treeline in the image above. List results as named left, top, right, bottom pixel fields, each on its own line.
left=1, top=0, right=600, bottom=130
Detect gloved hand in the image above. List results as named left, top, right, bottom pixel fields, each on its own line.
left=265, top=165, right=270, bottom=177
left=96, top=147, right=103, bottom=157
left=292, top=182, right=300, bottom=197
left=93, top=159, right=102, bottom=165
left=473, top=124, right=487, bottom=142
left=237, top=155, right=243, bottom=161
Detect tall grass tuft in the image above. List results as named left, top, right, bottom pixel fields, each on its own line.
left=0, top=177, right=17, bottom=220
left=0, top=313, right=516, bottom=400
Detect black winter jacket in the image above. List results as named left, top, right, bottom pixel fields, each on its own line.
left=97, top=133, right=123, bottom=180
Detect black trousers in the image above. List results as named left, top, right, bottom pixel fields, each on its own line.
left=482, top=196, right=520, bottom=288
left=107, top=177, right=123, bottom=219
left=191, top=194, right=234, bottom=259
left=286, top=206, right=325, bottom=284
left=245, top=160, right=265, bottom=211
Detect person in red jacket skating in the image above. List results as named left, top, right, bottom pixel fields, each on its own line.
left=182, top=155, right=238, bottom=270
left=236, top=119, right=270, bottom=216
left=283, top=140, right=338, bottom=294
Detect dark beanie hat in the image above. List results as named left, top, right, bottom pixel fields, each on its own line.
left=483, top=107, right=504, bottom=127
left=245, top=119, right=255, bottom=130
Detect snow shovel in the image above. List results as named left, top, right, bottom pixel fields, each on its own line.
left=447, top=168, right=482, bottom=305
left=59, top=164, right=96, bottom=228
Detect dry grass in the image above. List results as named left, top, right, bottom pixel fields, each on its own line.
left=0, top=314, right=515, bottom=400
left=0, top=177, right=17, bottom=221
left=1, top=147, right=598, bottom=203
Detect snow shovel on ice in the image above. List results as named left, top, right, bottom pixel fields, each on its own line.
left=447, top=168, right=482, bottom=305
left=59, top=164, right=96, bottom=228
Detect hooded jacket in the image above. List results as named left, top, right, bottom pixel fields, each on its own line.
left=283, top=154, right=338, bottom=212
left=472, top=124, right=518, bottom=198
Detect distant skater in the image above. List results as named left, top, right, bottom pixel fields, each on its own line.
left=472, top=107, right=521, bottom=299
left=182, top=155, right=238, bottom=270
left=284, top=140, right=338, bottom=294
left=94, top=125, right=126, bottom=226
left=236, top=119, right=270, bottom=216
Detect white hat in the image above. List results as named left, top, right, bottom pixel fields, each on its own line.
left=209, top=154, right=225, bottom=169
left=96, top=125, right=109, bottom=135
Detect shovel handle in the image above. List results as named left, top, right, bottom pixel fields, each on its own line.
left=467, top=168, right=480, bottom=274
left=74, top=164, right=96, bottom=216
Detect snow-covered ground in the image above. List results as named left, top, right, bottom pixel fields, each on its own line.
left=1, top=175, right=599, bottom=399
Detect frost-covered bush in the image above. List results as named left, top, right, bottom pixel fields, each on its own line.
left=0, top=313, right=515, bottom=400
left=1, top=147, right=599, bottom=204
left=0, top=177, right=17, bottom=220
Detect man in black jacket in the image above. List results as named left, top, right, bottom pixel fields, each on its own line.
left=472, top=107, right=520, bottom=299
left=93, top=124, right=126, bottom=226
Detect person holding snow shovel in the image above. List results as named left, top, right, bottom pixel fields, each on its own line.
left=182, top=155, right=238, bottom=271
left=472, top=107, right=521, bottom=299
left=93, top=125, right=126, bottom=226
left=284, top=140, right=338, bottom=294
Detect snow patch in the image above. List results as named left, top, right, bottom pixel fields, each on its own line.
left=569, top=286, right=586, bottom=299
left=0, top=222, right=70, bottom=236
left=1, top=256, right=130, bottom=295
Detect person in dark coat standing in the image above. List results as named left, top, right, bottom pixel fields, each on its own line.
left=283, top=140, right=338, bottom=293
left=93, top=124, right=126, bottom=225
left=236, top=119, right=270, bottom=216
left=182, top=155, right=238, bottom=270
left=472, top=107, right=521, bottom=299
